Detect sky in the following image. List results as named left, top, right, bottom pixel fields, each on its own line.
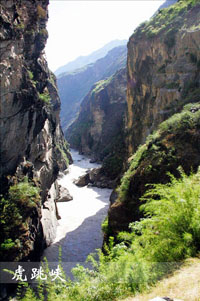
left=46, top=1, right=165, bottom=72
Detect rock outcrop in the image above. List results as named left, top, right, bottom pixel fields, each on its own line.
left=0, top=0, right=71, bottom=260
left=74, top=167, right=115, bottom=189
left=57, top=185, right=73, bottom=202
left=109, top=104, right=200, bottom=237
left=108, top=0, right=200, bottom=237
left=126, top=0, right=200, bottom=155
left=58, top=45, right=127, bottom=131
left=67, top=68, right=127, bottom=180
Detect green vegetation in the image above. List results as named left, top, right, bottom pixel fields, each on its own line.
left=28, top=70, right=37, bottom=87
left=134, top=0, right=199, bottom=40
left=19, top=167, right=200, bottom=301
left=118, top=143, right=148, bottom=202
left=116, top=103, right=200, bottom=217
left=56, top=144, right=69, bottom=167
left=39, top=91, right=51, bottom=105
left=92, top=77, right=112, bottom=94
left=28, top=70, right=34, bottom=80
left=0, top=177, right=41, bottom=261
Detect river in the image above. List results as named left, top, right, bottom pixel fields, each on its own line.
left=41, top=149, right=112, bottom=274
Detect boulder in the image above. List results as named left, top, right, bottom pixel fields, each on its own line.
left=57, top=186, right=73, bottom=202
left=89, top=167, right=102, bottom=182
left=74, top=167, right=116, bottom=189
left=74, top=173, right=90, bottom=187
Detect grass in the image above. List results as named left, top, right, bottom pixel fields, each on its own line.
left=122, top=258, right=200, bottom=301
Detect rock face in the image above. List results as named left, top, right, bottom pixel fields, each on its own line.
left=57, top=185, right=73, bottom=202
left=58, top=45, right=127, bottom=131
left=109, top=104, right=200, bottom=237
left=108, top=0, right=200, bottom=237
left=74, top=168, right=115, bottom=189
left=67, top=68, right=127, bottom=179
left=0, top=0, right=71, bottom=260
left=126, top=0, right=200, bottom=155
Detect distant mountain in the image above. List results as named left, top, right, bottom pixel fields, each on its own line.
left=55, top=39, right=127, bottom=76
left=157, top=0, right=178, bottom=10
left=57, top=45, right=127, bottom=131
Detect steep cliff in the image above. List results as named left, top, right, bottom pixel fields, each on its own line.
left=67, top=68, right=127, bottom=180
left=0, top=0, right=71, bottom=261
left=109, top=103, right=200, bottom=237
left=58, top=45, right=127, bottom=131
left=126, top=0, right=200, bottom=154
left=108, top=0, right=200, bottom=237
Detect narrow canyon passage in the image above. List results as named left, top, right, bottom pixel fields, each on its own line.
left=41, top=149, right=112, bottom=272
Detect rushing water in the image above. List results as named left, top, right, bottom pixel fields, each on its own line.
left=41, top=149, right=112, bottom=271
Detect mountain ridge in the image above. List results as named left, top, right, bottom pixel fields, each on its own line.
left=58, top=45, right=127, bottom=131
left=55, top=39, right=127, bottom=76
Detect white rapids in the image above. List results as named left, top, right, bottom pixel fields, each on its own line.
left=41, top=149, right=112, bottom=266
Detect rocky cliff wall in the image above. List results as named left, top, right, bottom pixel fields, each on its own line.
left=0, top=0, right=71, bottom=260
left=126, top=0, right=200, bottom=154
left=67, top=68, right=127, bottom=180
left=107, top=0, right=200, bottom=238
left=58, top=45, right=127, bottom=131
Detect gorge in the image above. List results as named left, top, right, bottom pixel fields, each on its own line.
left=42, top=149, right=111, bottom=267
left=1, top=0, right=200, bottom=300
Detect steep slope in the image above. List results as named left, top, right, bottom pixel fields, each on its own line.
left=108, top=0, right=200, bottom=236
left=126, top=0, right=200, bottom=155
left=0, top=0, right=71, bottom=261
left=58, top=45, right=127, bottom=131
left=67, top=68, right=127, bottom=179
left=109, top=103, right=200, bottom=237
left=55, top=39, right=127, bottom=76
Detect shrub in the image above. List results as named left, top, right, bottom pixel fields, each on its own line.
left=0, top=177, right=41, bottom=260
left=39, top=92, right=51, bottom=104
left=132, top=168, right=200, bottom=262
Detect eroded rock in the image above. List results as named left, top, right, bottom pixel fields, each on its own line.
left=57, top=186, right=73, bottom=202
